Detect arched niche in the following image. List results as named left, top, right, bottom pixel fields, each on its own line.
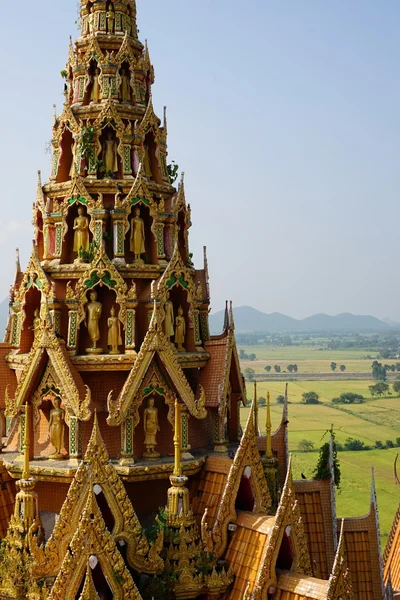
left=99, top=126, right=122, bottom=179
left=78, top=286, right=124, bottom=356
left=35, top=393, right=69, bottom=459
left=57, top=127, right=74, bottom=183
left=276, top=528, right=294, bottom=572
left=143, top=131, right=162, bottom=183
left=235, top=466, right=256, bottom=512
left=167, top=285, right=195, bottom=353
left=134, top=390, right=173, bottom=458
left=83, top=60, right=101, bottom=106
left=93, top=483, right=115, bottom=533
left=125, top=202, right=157, bottom=265
left=61, top=202, right=92, bottom=265
left=19, top=286, right=41, bottom=354
left=119, top=60, right=132, bottom=103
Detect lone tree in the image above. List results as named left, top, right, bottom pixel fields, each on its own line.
left=369, top=381, right=390, bottom=397
left=298, top=439, right=314, bottom=452
left=302, top=391, right=320, bottom=404
left=340, top=365, right=346, bottom=372
left=330, top=362, right=337, bottom=372
left=274, top=365, right=281, bottom=373
left=244, top=367, right=255, bottom=382
left=313, top=433, right=341, bottom=488
left=393, top=379, right=400, bottom=395
left=264, top=365, right=272, bottom=372
left=276, top=395, right=285, bottom=404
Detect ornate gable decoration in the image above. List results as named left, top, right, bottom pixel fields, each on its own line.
left=14, top=246, right=51, bottom=308
left=83, top=31, right=105, bottom=66
left=327, top=520, right=355, bottom=600
left=5, top=322, right=91, bottom=422
left=94, top=98, right=126, bottom=136
left=75, top=244, right=128, bottom=325
left=122, top=167, right=158, bottom=216
left=36, top=171, right=46, bottom=214
left=136, top=95, right=165, bottom=145
left=48, top=490, right=142, bottom=600
left=107, top=304, right=206, bottom=426
left=116, top=32, right=136, bottom=65
left=172, top=175, right=187, bottom=214
left=211, top=404, right=272, bottom=558
left=255, top=458, right=312, bottom=596
left=30, top=414, right=163, bottom=579
left=60, top=175, right=101, bottom=213
left=157, top=242, right=196, bottom=303
left=53, top=103, right=80, bottom=141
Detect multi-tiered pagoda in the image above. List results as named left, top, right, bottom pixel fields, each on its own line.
left=0, top=1, right=398, bottom=599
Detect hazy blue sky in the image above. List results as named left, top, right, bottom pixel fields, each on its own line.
left=0, top=1, right=399, bottom=318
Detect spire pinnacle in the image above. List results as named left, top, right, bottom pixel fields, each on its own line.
left=253, top=381, right=259, bottom=435
left=22, top=403, right=31, bottom=481
left=173, top=399, right=182, bottom=477
left=266, top=392, right=273, bottom=458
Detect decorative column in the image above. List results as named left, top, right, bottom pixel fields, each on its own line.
left=122, top=143, right=133, bottom=179
left=49, top=301, right=62, bottom=335
left=111, top=210, right=126, bottom=265
left=50, top=146, right=60, bottom=180
left=119, top=412, right=135, bottom=466
left=91, top=210, right=106, bottom=247
left=19, top=408, right=26, bottom=453
left=73, top=67, right=88, bottom=104
left=67, top=308, right=79, bottom=355
left=86, top=143, right=97, bottom=179
left=69, top=414, right=82, bottom=463
left=200, top=310, right=210, bottom=343
left=11, top=308, right=22, bottom=347
left=192, top=307, right=202, bottom=348
left=155, top=222, right=166, bottom=264
left=213, top=409, right=228, bottom=453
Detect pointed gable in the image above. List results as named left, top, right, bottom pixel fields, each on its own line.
left=384, top=501, right=400, bottom=592
left=48, top=489, right=142, bottom=600
left=5, top=322, right=91, bottom=422
left=212, top=404, right=271, bottom=558
left=107, top=304, right=207, bottom=426
left=30, top=414, right=163, bottom=579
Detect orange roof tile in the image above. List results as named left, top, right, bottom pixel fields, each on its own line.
left=199, top=337, right=228, bottom=407
left=294, top=479, right=336, bottom=579
left=192, top=456, right=232, bottom=529
left=225, top=512, right=274, bottom=600
left=384, top=501, right=400, bottom=591
left=274, top=570, right=329, bottom=600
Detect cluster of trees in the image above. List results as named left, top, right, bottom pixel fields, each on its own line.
left=264, top=364, right=298, bottom=373
left=301, top=391, right=320, bottom=404
left=330, top=362, right=346, bottom=372
left=298, top=436, right=400, bottom=453
left=239, top=349, right=257, bottom=361
left=332, top=392, right=364, bottom=404
left=369, top=380, right=400, bottom=396
left=371, top=360, right=400, bottom=380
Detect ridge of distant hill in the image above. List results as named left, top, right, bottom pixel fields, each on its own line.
left=209, top=306, right=393, bottom=334
left=383, top=317, right=400, bottom=327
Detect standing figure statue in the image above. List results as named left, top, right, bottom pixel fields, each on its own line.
left=49, top=397, right=66, bottom=460
left=143, top=144, right=152, bottom=179
left=120, top=70, right=131, bottom=102
left=88, top=6, right=95, bottom=33
left=175, top=306, right=186, bottom=352
left=143, top=397, right=160, bottom=458
left=106, top=4, right=115, bottom=33
left=102, top=132, right=118, bottom=174
left=130, top=207, right=145, bottom=264
left=73, top=206, right=90, bottom=257
left=90, top=67, right=101, bottom=104
left=164, top=293, right=174, bottom=341
left=108, top=306, right=122, bottom=354
left=85, top=291, right=103, bottom=353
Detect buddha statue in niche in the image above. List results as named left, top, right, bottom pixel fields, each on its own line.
left=102, top=131, right=118, bottom=174
left=107, top=306, right=122, bottom=355
left=73, top=206, right=90, bottom=257
left=120, top=69, right=131, bottom=102
left=143, top=397, right=160, bottom=459
left=90, top=67, right=101, bottom=104
left=48, top=397, right=66, bottom=460
left=175, top=306, right=186, bottom=352
left=164, top=292, right=175, bottom=342
left=84, top=290, right=103, bottom=354
left=130, top=207, right=145, bottom=265
left=106, top=3, right=115, bottom=33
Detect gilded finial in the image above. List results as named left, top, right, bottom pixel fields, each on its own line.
left=15, top=248, right=21, bottom=274
left=173, top=399, right=182, bottom=477
left=22, top=404, right=31, bottom=480
left=266, top=391, right=273, bottom=458
left=253, top=380, right=258, bottom=435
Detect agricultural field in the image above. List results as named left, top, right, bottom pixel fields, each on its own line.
left=240, top=344, right=378, bottom=374
left=292, top=449, right=399, bottom=549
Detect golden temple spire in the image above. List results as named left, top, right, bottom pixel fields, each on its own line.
left=266, top=391, right=273, bottom=458
left=22, top=403, right=31, bottom=481
left=253, top=381, right=259, bottom=435
left=173, top=399, right=182, bottom=477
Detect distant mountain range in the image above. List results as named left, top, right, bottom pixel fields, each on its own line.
left=209, top=306, right=397, bottom=335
